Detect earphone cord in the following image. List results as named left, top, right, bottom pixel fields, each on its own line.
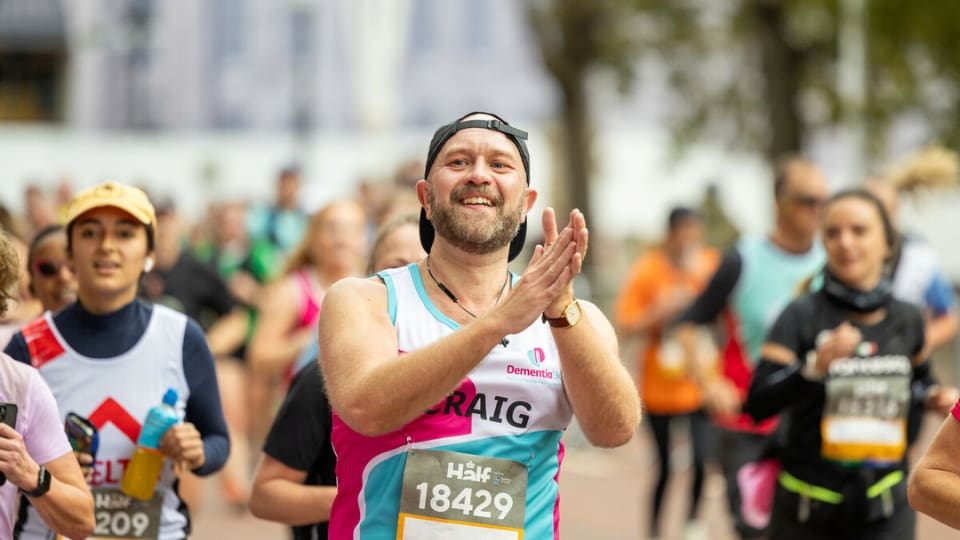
left=425, top=256, right=511, bottom=346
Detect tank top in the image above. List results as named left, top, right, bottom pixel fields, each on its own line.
left=17, top=306, right=192, bottom=539
left=328, top=263, right=574, bottom=539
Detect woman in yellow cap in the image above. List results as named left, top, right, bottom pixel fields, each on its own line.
left=4, top=181, right=229, bottom=539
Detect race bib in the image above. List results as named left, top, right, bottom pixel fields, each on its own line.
left=658, top=328, right=715, bottom=380
left=657, top=337, right=686, bottom=379
left=398, top=449, right=527, bottom=540
left=89, top=487, right=162, bottom=539
left=821, top=355, right=911, bottom=464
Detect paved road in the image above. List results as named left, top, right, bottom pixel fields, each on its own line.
left=189, top=415, right=956, bottom=539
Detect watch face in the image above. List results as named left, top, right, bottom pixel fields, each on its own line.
left=565, top=301, right=582, bottom=325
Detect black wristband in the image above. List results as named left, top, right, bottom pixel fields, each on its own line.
left=20, top=465, right=51, bottom=498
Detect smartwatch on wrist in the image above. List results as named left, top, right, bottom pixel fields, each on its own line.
left=21, top=465, right=51, bottom=498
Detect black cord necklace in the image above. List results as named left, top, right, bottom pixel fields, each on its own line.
left=425, top=256, right=511, bottom=347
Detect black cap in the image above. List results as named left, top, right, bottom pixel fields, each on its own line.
left=419, top=112, right=531, bottom=262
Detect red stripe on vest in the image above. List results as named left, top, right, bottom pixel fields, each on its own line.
left=20, top=318, right=66, bottom=370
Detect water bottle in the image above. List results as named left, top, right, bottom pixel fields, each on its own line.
left=121, top=388, right=180, bottom=500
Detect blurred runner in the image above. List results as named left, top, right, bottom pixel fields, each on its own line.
left=674, top=156, right=829, bottom=539
left=249, top=212, right=425, bottom=539
left=25, top=225, right=77, bottom=314
left=616, top=207, right=719, bottom=539
left=743, top=189, right=954, bottom=539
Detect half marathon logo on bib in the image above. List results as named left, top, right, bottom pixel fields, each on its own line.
left=398, top=449, right=527, bottom=540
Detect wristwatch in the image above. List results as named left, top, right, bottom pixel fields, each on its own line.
left=542, top=299, right=582, bottom=328
left=21, top=465, right=51, bottom=498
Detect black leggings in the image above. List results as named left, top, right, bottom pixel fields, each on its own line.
left=646, top=409, right=710, bottom=535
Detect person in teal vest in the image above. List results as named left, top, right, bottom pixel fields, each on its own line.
left=673, top=156, right=829, bottom=539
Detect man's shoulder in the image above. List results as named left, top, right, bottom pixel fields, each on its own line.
left=325, top=275, right=391, bottom=305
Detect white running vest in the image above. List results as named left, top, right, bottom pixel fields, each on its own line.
left=18, top=305, right=191, bottom=540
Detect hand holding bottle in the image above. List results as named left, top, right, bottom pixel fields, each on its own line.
left=121, top=388, right=180, bottom=500
left=159, top=423, right=205, bottom=471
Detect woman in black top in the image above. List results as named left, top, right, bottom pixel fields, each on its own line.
left=743, top=189, right=954, bottom=539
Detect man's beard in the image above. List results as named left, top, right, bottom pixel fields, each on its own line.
left=429, top=188, right=523, bottom=255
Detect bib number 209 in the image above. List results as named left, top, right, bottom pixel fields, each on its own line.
left=95, top=511, right=150, bottom=537
left=90, top=487, right=162, bottom=539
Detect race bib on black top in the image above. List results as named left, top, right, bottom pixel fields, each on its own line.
left=821, top=355, right=911, bottom=464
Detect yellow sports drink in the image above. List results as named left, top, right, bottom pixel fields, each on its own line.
left=121, top=388, right=179, bottom=500
left=121, top=447, right=165, bottom=500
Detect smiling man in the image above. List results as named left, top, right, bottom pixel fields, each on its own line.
left=318, top=112, right=640, bottom=539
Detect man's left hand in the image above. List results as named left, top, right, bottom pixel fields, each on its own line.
left=540, top=207, right=588, bottom=317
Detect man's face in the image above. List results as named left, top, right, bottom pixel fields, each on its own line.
left=778, top=165, right=829, bottom=239
left=666, top=218, right=703, bottom=266
left=421, top=124, right=531, bottom=255
left=277, top=173, right=301, bottom=208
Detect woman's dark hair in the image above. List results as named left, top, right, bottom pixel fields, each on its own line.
left=667, top=206, right=699, bottom=232
left=27, top=224, right=66, bottom=274
left=823, top=188, right=900, bottom=253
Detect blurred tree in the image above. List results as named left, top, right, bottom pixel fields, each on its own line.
left=526, top=0, right=640, bottom=293
left=633, top=0, right=960, bottom=162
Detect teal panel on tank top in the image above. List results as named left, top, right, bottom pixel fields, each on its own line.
left=731, top=236, right=825, bottom=362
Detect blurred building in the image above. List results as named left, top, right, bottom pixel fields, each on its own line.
left=1, top=0, right=556, bottom=131
left=0, top=0, right=67, bottom=122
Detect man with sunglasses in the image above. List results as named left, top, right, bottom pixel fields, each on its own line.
left=672, top=155, right=830, bottom=539
left=26, top=225, right=77, bottom=314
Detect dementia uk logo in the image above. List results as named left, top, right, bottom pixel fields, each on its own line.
left=505, top=347, right=561, bottom=385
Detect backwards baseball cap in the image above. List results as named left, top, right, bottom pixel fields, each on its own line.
left=63, top=181, right=157, bottom=232
left=420, top=112, right=531, bottom=262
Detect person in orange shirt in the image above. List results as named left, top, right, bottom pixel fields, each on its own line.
left=616, top=207, right=720, bottom=540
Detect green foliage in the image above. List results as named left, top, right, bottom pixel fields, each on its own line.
left=631, top=0, right=960, bottom=160
left=527, top=0, right=641, bottom=94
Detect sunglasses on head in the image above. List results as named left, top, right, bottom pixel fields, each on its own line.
left=32, top=260, right=64, bottom=277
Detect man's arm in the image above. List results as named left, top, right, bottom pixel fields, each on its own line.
left=909, top=409, right=960, bottom=529
left=554, top=300, right=640, bottom=447
left=320, top=277, right=507, bottom=436
left=322, top=218, right=586, bottom=437
left=249, top=454, right=337, bottom=526
left=539, top=208, right=639, bottom=447
left=673, top=249, right=743, bottom=414
left=250, top=366, right=335, bottom=525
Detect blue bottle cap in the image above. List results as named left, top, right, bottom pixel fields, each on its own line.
left=162, top=388, right=178, bottom=406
